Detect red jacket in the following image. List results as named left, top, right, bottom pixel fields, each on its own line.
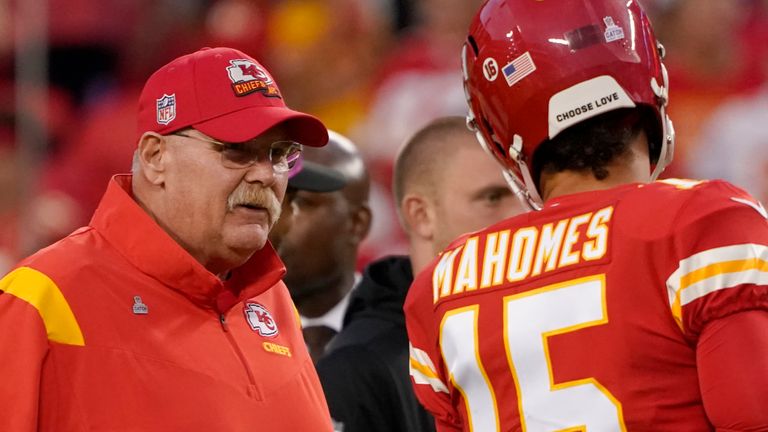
left=0, top=175, right=333, bottom=431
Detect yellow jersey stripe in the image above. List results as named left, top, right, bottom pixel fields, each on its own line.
left=0, top=267, right=85, bottom=346
left=679, top=258, right=768, bottom=292
left=410, top=357, right=449, bottom=394
left=666, top=244, right=768, bottom=330
left=409, top=342, right=449, bottom=393
left=410, top=355, right=439, bottom=380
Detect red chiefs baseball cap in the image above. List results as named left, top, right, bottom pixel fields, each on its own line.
left=137, top=47, right=328, bottom=146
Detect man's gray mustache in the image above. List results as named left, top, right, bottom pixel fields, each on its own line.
left=227, top=185, right=282, bottom=227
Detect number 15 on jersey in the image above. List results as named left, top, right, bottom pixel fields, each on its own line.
left=440, top=275, right=627, bottom=431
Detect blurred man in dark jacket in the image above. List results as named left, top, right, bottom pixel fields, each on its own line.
left=315, top=116, right=526, bottom=432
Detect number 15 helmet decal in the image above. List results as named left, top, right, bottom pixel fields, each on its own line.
left=462, top=0, right=675, bottom=210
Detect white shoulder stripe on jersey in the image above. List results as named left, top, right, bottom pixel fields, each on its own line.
left=409, top=342, right=449, bottom=394
left=666, top=243, right=768, bottom=328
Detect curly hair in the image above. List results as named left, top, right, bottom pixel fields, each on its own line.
left=531, top=107, right=659, bottom=186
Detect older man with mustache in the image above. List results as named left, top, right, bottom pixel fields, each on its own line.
left=0, top=47, right=334, bottom=431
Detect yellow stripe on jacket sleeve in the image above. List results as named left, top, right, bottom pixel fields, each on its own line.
left=0, top=267, right=85, bottom=346
left=666, top=243, right=768, bottom=330
left=409, top=342, right=449, bottom=394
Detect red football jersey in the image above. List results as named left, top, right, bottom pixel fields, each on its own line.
left=405, top=179, right=768, bottom=431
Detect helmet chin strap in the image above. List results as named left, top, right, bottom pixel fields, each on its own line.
left=467, top=113, right=543, bottom=211
left=505, top=133, right=543, bottom=210
left=650, top=115, right=675, bottom=181
left=502, top=169, right=542, bottom=212
left=650, top=60, right=676, bottom=181
left=514, top=159, right=544, bottom=211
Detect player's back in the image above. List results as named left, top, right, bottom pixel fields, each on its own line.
left=405, top=179, right=768, bottom=431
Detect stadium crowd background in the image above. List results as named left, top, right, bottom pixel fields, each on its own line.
left=1, top=0, right=767, bottom=274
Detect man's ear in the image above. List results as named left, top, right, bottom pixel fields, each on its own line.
left=401, top=193, right=434, bottom=241
left=136, top=132, right=167, bottom=185
left=349, top=203, right=372, bottom=245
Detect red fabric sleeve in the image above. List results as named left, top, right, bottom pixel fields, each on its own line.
left=435, top=418, right=464, bottom=432
left=697, top=310, right=768, bottom=431
left=671, top=181, right=768, bottom=339
left=0, top=287, right=49, bottom=431
left=405, top=264, right=465, bottom=431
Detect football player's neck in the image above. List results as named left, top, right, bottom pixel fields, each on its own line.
left=539, top=136, right=651, bottom=202
left=404, top=234, right=433, bottom=276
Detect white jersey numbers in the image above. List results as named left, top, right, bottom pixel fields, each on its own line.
left=439, top=275, right=627, bottom=431
left=441, top=306, right=501, bottom=431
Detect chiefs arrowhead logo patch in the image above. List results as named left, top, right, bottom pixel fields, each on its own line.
left=244, top=302, right=279, bottom=337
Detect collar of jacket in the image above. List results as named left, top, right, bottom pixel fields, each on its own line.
left=89, top=175, right=286, bottom=313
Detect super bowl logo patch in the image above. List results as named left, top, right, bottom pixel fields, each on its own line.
left=244, top=302, right=279, bottom=337
left=226, top=59, right=281, bottom=98
left=156, top=94, right=176, bottom=125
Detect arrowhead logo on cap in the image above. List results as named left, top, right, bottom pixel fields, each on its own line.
left=226, top=59, right=281, bottom=98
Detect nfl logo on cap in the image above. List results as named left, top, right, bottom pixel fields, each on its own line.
left=156, top=94, right=176, bottom=125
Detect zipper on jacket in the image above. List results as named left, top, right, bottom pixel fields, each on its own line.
left=218, top=312, right=260, bottom=395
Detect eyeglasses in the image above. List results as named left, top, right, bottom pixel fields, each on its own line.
left=173, top=132, right=302, bottom=173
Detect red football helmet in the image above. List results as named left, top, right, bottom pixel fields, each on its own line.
left=463, top=0, right=674, bottom=210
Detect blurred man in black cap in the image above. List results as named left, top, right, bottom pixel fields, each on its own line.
left=269, top=155, right=347, bottom=249
left=277, top=131, right=371, bottom=363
